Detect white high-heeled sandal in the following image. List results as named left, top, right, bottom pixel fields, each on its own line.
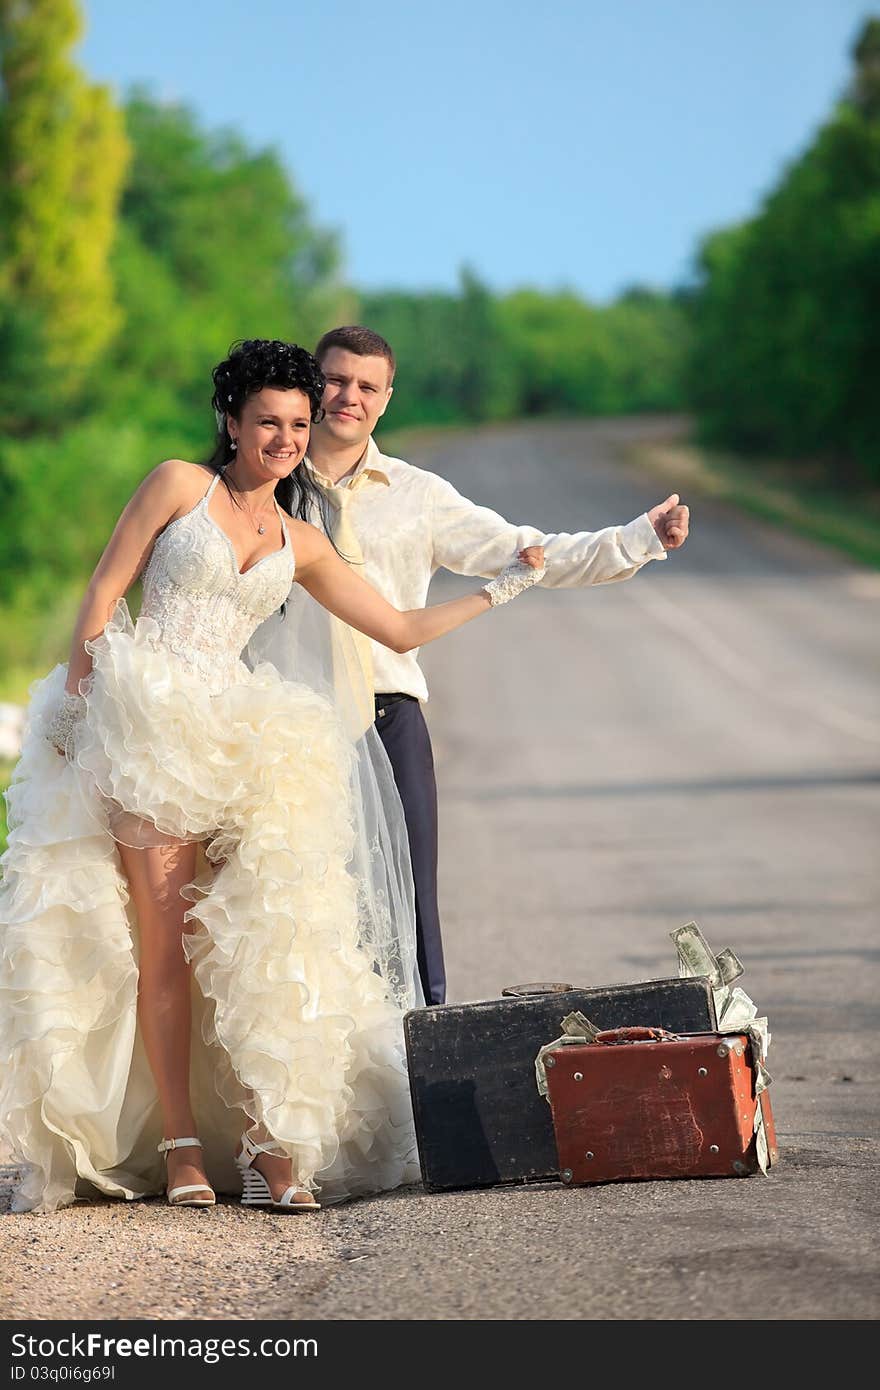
left=158, top=1137, right=216, bottom=1207
left=235, top=1131, right=320, bottom=1212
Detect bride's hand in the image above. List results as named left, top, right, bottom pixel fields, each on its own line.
left=45, top=691, right=87, bottom=758
left=482, top=547, right=547, bottom=606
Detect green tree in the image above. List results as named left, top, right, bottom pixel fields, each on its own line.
left=496, top=285, right=688, bottom=418
left=456, top=268, right=517, bottom=420
left=498, top=289, right=613, bottom=414
left=688, top=18, right=880, bottom=484
left=361, top=269, right=515, bottom=427
left=360, top=275, right=688, bottom=427
left=851, top=17, right=880, bottom=117
left=111, top=92, right=348, bottom=427
left=601, top=287, right=689, bottom=412
left=0, top=0, right=129, bottom=422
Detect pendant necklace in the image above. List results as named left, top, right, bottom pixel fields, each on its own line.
left=227, top=467, right=273, bottom=534
left=241, top=495, right=273, bottom=535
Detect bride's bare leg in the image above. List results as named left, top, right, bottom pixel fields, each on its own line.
left=118, top=839, right=211, bottom=1197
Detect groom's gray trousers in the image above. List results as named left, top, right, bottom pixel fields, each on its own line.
left=374, top=693, right=446, bottom=1006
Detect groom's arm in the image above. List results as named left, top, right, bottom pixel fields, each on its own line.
left=427, top=474, right=669, bottom=587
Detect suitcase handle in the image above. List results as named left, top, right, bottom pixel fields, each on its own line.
left=595, top=1026, right=678, bottom=1044
left=501, top=982, right=575, bottom=997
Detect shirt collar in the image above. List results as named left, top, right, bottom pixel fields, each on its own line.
left=305, top=436, right=391, bottom=490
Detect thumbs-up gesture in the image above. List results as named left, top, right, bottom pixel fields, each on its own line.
left=647, top=493, right=689, bottom=550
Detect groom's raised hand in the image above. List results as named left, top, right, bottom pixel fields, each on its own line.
left=647, top=494, right=690, bottom=550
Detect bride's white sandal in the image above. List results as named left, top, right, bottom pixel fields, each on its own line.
left=158, top=1137, right=216, bottom=1207
left=236, top=1131, right=320, bottom=1212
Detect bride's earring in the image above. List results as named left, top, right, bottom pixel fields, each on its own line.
left=229, top=437, right=238, bottom=452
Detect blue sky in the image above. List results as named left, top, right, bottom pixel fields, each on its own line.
left=80, top=0, right=872, bottom=302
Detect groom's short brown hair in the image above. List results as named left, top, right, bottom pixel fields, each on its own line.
left=315, top=325, right=396, bottom=383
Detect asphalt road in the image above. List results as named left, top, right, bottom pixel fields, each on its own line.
left=2, top=418, right=878, bottom=1322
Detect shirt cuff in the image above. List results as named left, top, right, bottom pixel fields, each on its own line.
left=621, top=513, right=667, bottom=563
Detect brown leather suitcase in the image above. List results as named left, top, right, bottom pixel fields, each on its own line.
left=544, top=1026, right=777, bottom=1184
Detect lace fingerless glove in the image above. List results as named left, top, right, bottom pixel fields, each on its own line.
left=45, top=691, right=87, bottom=756
left=482, top=559, right=547, bottom=607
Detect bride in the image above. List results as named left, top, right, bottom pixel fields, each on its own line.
left=0, top=339, right=544, bottom=1214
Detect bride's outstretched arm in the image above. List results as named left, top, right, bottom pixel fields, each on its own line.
left=292, top=524, right=545, bottom=653
left=63, top=460, right=201, bottom=694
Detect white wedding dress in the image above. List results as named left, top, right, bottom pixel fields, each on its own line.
left=0, top=473, right=421, bottom=1213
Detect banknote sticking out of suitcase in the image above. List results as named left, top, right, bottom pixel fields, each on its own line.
left=403, top=972, right=717, bottom=1193
left=538, top=923, right=777, bottom=1185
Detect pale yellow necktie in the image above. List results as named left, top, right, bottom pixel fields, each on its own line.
left=320, top=477, right=376, bottom=737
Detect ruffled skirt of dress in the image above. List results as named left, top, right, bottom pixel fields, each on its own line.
left=0, top=604, right=419, bottom=1213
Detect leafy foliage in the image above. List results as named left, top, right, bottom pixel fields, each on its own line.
left=0, top=0, right=129, bottom=419
left=110, top=92, right=348, bottom=424
left=687, top=19, right=880, bottom=485
left=364, top=276, right=688, bottom=428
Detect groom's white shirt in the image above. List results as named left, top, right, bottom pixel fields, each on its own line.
left=302, top=436, right=666, bottom=702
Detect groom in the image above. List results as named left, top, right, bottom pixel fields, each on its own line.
left=302, top=325, right=689, bottom=1006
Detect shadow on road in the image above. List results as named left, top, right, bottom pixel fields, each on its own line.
left=446, top=769, right=880, bottom=800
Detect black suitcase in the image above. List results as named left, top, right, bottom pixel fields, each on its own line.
left=403, top=976, right=717, bottom=1191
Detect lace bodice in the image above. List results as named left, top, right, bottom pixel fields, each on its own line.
left=140, top=474, right=295, bottom=692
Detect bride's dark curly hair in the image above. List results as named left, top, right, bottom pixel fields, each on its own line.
left=204, top=338, right=334, bottom=529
